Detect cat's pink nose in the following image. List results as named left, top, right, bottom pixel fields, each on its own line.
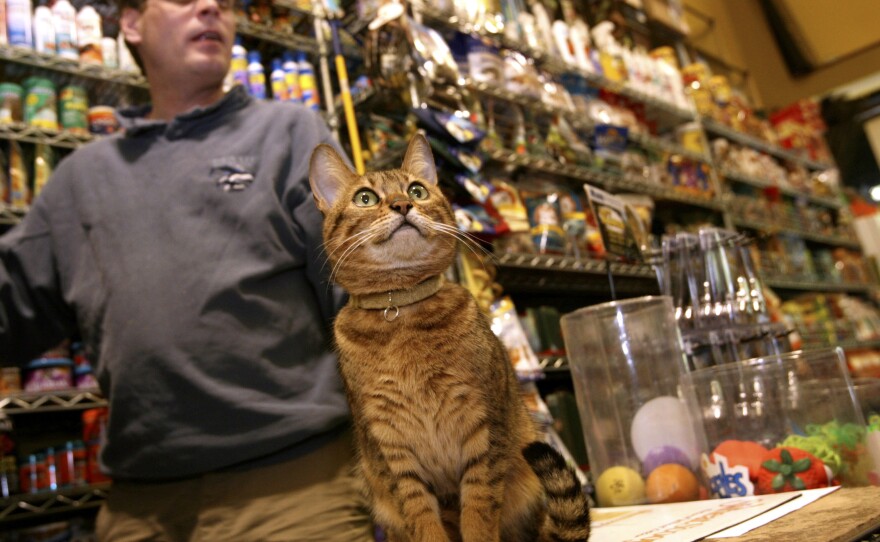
left=389, top=197, right=412, bottom=215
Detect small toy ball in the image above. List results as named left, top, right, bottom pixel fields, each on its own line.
left=756, top=447, right=830, bottom=494
left=595, top=466, right=646, bottom=507
left=645, top=464, right=700, bottom=504
left=631, top=396, right=699, bottom=468
left=712, top=440, right=768, bottom=481
left=642, top=445, right=692, bottom=477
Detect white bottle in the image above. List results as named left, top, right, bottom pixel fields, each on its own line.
left=270, top=58, right=288, bottom=101
left=76, top=5, right=102, bottom=65
left=282, top=51, right=300, bottom=103
left=101, top=36, right=117, bottom=68
left=6, top=0, right=34, bottom=48
left=33, top=4, right=55, bottom=54
left=117, top=32, right=139, bottom=73
left=569, top=18, right=593, bottom=73
left=246, top=50, right=265, bottom=99
left=230, top=37, right=248, bottom=88
left=52, top=0, right=78, bottom=60
left=551, top=20, right=575, bottom=66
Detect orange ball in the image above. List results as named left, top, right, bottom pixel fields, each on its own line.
left=713, top=440, right=768, bottom=481
left=645, top=464, right=700, bottom=504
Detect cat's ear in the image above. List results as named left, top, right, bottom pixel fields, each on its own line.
left=401, top=133, right=438, bottom=186
left=309, top=144, right=357, bottom=213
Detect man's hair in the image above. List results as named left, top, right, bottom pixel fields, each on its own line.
left=116, top=0, right=146, bottom=74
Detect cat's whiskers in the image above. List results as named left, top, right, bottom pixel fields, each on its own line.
left=330, top=225, right=384, bottom=283
left=426, top=221, right=494, bottom=260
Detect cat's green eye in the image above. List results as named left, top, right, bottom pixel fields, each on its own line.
left=408, top=183, right=429, bottom=201
left=353, top=189, right=380, bottom=207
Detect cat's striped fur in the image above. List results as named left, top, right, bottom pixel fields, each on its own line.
left=308, top=134, right=590, bottom=542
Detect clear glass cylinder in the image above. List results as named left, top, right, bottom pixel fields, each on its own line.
left=679, top=348, right=879, bottom=498
left=561, top=295, right=708, bottom=506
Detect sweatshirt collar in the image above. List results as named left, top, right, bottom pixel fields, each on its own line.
left=116, top=85, right=252, bottom=137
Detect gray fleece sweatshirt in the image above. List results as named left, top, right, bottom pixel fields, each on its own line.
left=0, top=86, right=351, bottom=480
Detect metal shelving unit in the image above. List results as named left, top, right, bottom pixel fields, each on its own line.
left=763, top=277, right=877, bottom=294
left=731, top=216, right=860, bottom=249
left=0, top=122, right=94, bottom=150
left=0, top=483, right=110, bottom=522
left=235, top=16, right=320, bottom=54
left=0, top=389, right=107, bottom=414
left=721, top=169, right=843, bottom=209
left=0, top=45, right=148, bottom=88
left=701, top=117, right=834, bottom=172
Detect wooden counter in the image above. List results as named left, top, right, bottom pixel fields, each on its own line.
left=723, top=486, right=880, bottom=542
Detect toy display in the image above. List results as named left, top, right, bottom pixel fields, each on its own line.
left=561, top=296, right=708, bottom=507
left=682, top=348, right=879, bottom=498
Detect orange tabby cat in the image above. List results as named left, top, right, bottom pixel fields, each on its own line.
left=308, top=134, right=590, bottom=542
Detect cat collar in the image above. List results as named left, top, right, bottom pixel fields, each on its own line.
left=349, top=275, right=444, bottom=322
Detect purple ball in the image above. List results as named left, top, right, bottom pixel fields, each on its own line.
left=641, top=445, right=692, bottom=476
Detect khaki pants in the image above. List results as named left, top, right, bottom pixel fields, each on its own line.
left=96, top=432, right=374, bottom=542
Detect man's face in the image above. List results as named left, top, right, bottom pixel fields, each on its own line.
left=122, top=0, right=236, bottom=88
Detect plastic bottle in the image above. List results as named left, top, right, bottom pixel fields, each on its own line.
left=117, top=32, right=138, bottom=73
left=296, top=51, right=319, bottom=111
left=101, top=36, right=117, bottom=68
left=6, top=0, right=34, bottom=48
left=76, top=5, right=102, bottom=65
left=246, top=50, right=265, bottom=99
left=229, top=37, right=248, bottom=89
left=282, top=50, right=301, bottom=103
left=52, top=0, right=78, bottom=60
left=569, top=18, right=594, bottom=73
left=32, top=2, right=55, bottom=54
left=270, top=58, right=288, bottom=101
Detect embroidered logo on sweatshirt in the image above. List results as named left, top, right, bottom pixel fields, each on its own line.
left=210, top=156, right=257, bottom=192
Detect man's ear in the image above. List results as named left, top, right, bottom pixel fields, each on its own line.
left=309, top=145, right=357, bottom=214
left=120, top=6, right=143, bottom=46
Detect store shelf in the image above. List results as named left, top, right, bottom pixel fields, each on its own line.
left=0, top=45, right=147, bottom=88
left=0, top=122, right=94, bottom=150
left=484, top=147, right=721, bottom=211
left=493, top=252, right=658, bottom=296
left=0, top=389, right=107, bottom=414
left=0, top=483, right=110, bottom=523
left=763, top=277, right=876, bottom=294
left=731, top=217, right=860, bottom=249
left=702, top=118, right=834, bottom=171
left=722, top=169, right=843, bottom=209
left=467, top=80, right=707, bottom=162
left=539, top=356, right=570, bottom=374
left=235, top=16, right=320, bottom=54
left=413, top=3, right=695, bottom=130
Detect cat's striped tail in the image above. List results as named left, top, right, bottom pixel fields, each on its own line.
left=522, top=441, right=591, bottom=542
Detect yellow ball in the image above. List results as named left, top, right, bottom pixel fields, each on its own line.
left=595, top=466, right=646, bottom=507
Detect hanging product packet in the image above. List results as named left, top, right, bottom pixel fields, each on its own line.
left=489, top=296, right=543, bottom=382
left=489, top=176, right=533, bottom=255
left=583, top=183, right=646, bottom=263
left=520, top=179, right=567, bottom=256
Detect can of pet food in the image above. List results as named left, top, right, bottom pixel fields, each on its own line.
left=23, top=77, right=58, bottom=130
left=0, top=83, right=23, bottom=124
left=59, top=85, right=89, bottom=135
left=87, top=105, right=119, bottom=135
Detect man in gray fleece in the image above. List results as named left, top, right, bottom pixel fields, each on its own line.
left=0, top=0, right=373, bottom=539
